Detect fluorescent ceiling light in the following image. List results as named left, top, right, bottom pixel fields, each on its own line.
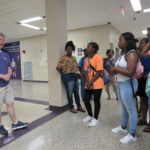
left=43, top=28, right=47, bottom=30
left=142, top=30, right=147, bottom=35
left=130, top=0, right=142, bottom=12
left=143, top=8, right=150, bottom=13
left=19, top=17, right=43, bottom=24
left=21, top=23, right=41, bottom=30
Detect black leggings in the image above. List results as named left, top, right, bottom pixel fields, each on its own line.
left=84, top=89, right=102, bottom=119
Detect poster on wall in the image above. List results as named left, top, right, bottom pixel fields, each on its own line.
left=3, top=41, right=22, bottom=79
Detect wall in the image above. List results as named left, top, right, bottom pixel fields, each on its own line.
left=68, top=25, right=110, bottom=57
left=20, top=35, right=48, bottom=81
left=109, top=25, right=121, bottom=49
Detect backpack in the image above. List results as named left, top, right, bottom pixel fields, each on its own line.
left=88, top=58, right=111, bottom=84
left=125, top=50, right=144, bottom=79
left=134, top=61, right=144, bottom=79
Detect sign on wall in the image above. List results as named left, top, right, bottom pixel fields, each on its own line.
left=3, top=41, right=22, bottom=79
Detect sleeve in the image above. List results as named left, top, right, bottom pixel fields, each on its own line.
left=96, top=56, right=103, bottom=71
left=147, top=50, right=150, bottom=56
left=84, top=58, right=88, bottom=71
left=56, top=56, right=64, bottom=69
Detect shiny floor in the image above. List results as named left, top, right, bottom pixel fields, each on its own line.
left=1, top=80, right=150, bottom=150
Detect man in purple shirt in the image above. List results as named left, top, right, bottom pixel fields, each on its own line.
left=0, top=33, right=28, bottom=135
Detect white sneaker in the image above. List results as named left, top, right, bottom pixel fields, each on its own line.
left=112, top=126, right=128, bottom=134
left=120, top=133, right=137, bottom=144
left=88, top=118, right=99, bottom=127
left=82, top=116, right=92, bottom=123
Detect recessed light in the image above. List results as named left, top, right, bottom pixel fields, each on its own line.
left=19, top=17, right=43, bottom=24
left=130, top=0, right=142, bottom=12
left=143, top=8, right=150, bottom=13
left=21, top=24, right=41, bottom=30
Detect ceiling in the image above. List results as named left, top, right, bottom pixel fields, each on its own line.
left=0, top=0, right=150, bottom=42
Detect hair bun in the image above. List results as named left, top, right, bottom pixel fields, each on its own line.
left=67, top=41, right=74, bottom=45
left=65, top=41, right=75, bottom=50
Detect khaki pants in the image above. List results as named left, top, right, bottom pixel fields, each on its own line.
left=0, top=84, right=14, bottom=107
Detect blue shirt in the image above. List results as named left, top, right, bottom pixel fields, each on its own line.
left=0, top=51, right=11, bottom=87
left=141, top=57, right=150, bottom=75
left=79, top=56, right=86, bottom=74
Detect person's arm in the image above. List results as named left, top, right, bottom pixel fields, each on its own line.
left=141, top=42, right=150, bottom=57
left=86, top=71, right=102, bottom=87
left=8, top=67, right=12, bottom=75
left=112, top=52, right=138, bottom=77
left=56, top=57, right=65, bottom=73
left=0, top=73, right=11, bottom=81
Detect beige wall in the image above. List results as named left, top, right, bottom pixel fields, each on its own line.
left=68, top=25, right=110, bottom=57
left=109, top=25, right=121, bottom=49
left=20, top=24, right=120, bottom=81
left=20, top=35, right=48, bottom=81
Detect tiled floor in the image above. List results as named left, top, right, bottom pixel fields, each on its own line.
left=0, top=80, right=150, bottom=150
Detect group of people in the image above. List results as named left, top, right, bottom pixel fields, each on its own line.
left=0, top=27, right=149, bottom=145
left=56, top=27, right=150, bottom=144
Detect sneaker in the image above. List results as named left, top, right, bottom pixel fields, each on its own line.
left=0, top=125, right=8, bottom=135
left=120, top=133, right=137, bottom=144
left=12, top=121, right=28, bottom=131
left=88, top=118, right=99, bottom=127
left=112, top=126, right=128, bottom=134
left=82, top=116, right=92, bottom=123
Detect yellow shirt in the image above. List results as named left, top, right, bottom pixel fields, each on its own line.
left=57, top=56, right=79, bottom=74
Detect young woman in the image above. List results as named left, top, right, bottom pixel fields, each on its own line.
left=103, top=49, right=118, bottom=100
left=141, top=39, right=150, bottom=132
left=111, top=32, right=139, bottom=144
left=82, top=42, right=104, bottom=127
left=56, top=41, right=85, bottom=113
left=136, top=38, right=150, bottom=126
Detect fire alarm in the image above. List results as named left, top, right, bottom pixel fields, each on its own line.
left=22, top=50, right=26, bottom=54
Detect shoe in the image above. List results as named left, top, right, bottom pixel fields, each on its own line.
left=143, top=124, right=150, bottom=132
left=88, top=118, right=99, bottom=127
left=112, top=126, right=128, bottom=134
left=12, top=121, right=28, bottom=131
left=120, top=133, right=137, bottom=144
left=77, top=107, right=86, bottom=112
left=82, top=116, right=92, bottom=123
left=138, top=120, right=147, bottom=126
left=0, top=125, right=8, bottom=135
left=69, top=108, right=78, bottom=113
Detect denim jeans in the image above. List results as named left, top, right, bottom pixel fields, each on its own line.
left=80, top=77, right=86, bottom=100
left=61, top=73, right=81, bottom=109
left=148, top=94, right=150, bottom=110
left=117, top=79, right=138, bottom=134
